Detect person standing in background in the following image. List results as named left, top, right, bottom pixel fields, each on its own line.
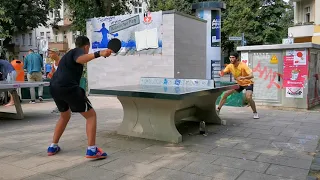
left=10, top=59, right=24, bottom=104
left=47, top=48, right=61, bottom=113
left=23, top=49, right=44, bottom=104
left=47, top=48, right=60, bottom=79
left=45, top=62, right=52, bottom=78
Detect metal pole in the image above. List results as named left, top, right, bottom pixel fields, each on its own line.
left=241, top=33, right=245, bottom=46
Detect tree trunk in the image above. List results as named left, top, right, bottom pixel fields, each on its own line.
left=104, top=0, right=112, bottom=16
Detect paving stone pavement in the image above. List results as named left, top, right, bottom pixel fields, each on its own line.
left=0, top=96, right=319, bottom=180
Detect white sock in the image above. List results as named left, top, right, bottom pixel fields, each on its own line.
left=50, top=143, right=58, bottom=147
left=88, top=146, right=97, bottom=152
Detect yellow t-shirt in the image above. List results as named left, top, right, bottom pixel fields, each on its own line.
left=223, top=62, right=253, bottom=86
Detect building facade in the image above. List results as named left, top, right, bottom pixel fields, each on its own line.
left=288, top=0, right=320, bottom=44
left=13, top=2, right=77, bottom=60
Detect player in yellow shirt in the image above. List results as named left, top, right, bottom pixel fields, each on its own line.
left=218, top=52, right=259, bottom=119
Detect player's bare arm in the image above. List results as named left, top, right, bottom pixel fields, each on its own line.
left=76, top=50, right=112, bottom=64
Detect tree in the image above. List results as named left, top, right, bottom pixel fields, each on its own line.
left=0, top=7, right=11, bottom=39
left=147, top=0, right=198, bottom=14
left=221, top=0, right=293, bottom=54
left=0, top=0, right=50, bottom=39
left=278, top=0, right=294, bottom=38
left=49, top=0, right=141, bottom=34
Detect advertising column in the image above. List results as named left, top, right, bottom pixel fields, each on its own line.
left=283, top=49, right=308, bottom=98
left=193, top=2, right=226, bottom=81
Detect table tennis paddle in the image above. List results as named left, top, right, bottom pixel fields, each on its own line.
left=108, top=38, right=121, bottom=53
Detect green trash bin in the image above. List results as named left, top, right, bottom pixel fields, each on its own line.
left=21, top=78, right=88, bottom=100
left=215, top=81, right=244, bottom=107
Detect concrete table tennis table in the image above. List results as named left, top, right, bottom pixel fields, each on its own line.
left=0, top=81, right=50, bottom=120
left=90, top=77, right=238, bottom=143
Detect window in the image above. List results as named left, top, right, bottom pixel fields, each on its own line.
left=54, top=10, right=60, bottom=19
left=54, top=32, right=58, bottom=42
left=134, top=2, right=142, bottom=14
left=72, top=32, right=77, bottom=43
left=40, top=32, right=44, bottom=38
left=63, top=31, right=67, bottom=41
left=22, top=34, right=25, bottom=45
left=46, top=32, right=51, bottom=40
left=305, top=6, right=311, bottom=22
left=29, top=33, right=32, bottom=45
left=49, top=10, right=53, bottom=18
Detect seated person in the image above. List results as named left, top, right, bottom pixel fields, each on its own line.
left=0, top=57, right=17, bottom=106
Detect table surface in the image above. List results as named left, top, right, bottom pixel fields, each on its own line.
left=90, top=82, right=239, bottom=100
left=0, top=81, right=50, bottom=89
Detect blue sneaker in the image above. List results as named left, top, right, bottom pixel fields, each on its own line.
left=86, top=147, right=107, bottom=159
left=47, top=145, right=60, bottom=156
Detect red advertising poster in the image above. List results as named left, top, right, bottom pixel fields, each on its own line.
left=283, top=49, right=308, bottom=88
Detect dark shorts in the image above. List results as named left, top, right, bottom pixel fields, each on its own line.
left=49, top=85, right=92, bottom=113
left=235, top=84, right=254, bottom=93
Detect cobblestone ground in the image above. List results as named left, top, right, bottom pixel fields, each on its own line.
left=0, top=96, right=319, bottom=180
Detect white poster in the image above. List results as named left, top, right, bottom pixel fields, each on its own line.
left=39, top=39, right=48, bottom=53
left=90, top=11, right=162, bottom=55
left=241, top=52, right=249, bottom=65
left=286, top=50, right=294, bottom=56
left=286, top=87, right=303, bottom=98
left=293, top=49, right=307, bottom=66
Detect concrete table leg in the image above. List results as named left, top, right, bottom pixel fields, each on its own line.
left=117, top=96, right=182, bottom=143
left=195, top=92, right=222, bottom=124
left=0, top=90, right=24, bottom=120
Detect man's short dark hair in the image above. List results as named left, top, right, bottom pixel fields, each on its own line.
left=230, top=52, right=239, bottom=59
left=75, top=36, right=90, bottom=48
left=29, top=49, right=34, bottom=53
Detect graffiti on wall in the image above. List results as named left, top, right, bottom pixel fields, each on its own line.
left=253, top=61, right=282, bottom=89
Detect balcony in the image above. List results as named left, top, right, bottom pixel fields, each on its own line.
left=48, top=41, right=69, bottom=52
left=288, top=24, right=315, bottom=37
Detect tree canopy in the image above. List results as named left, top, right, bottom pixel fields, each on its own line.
left=0, top=0, right=50, bottom=39
left=148, top=0, right=293, bottom=55
left=49, top=0, right=141, bottom=34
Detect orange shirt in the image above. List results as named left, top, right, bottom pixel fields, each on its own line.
left=223, top=62, right=254, bottom=86
left=11, top=60, right=24, bottom=81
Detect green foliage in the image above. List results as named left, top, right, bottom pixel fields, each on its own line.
left=49, top=0, right=141, bottom=34
left=222, top=0, right=293, bottom=52
left=147, top=0, right=199, bottom=14
left=222, top=0, right=294, bottom=53
left=148, top=0, right=293, bottom=54
left=0, top=0, right=50, bottom=37
left=0, top=7, right=12, bottom=39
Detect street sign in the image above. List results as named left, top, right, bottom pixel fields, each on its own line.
left=229, top=36, right=242, bottom=41
left=282, top=38, right=294, bottom=44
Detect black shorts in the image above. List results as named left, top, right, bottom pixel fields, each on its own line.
left=235, top=84, right=254, bottom=93
left=49, top=85, right=92, bottom=113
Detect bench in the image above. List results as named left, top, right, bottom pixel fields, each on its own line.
left=90, top=77, right=238, bottom=143
left=0, top=81, right=50, bottom=120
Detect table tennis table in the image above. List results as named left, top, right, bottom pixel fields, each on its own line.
left=90, top=78, right=238, bottom=143
left=0, top=81, right=50, bottom=120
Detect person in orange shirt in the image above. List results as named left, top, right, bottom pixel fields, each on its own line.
left=218, top=52, right=259, bottom=119
left=6, top=59, right=24, bottom=106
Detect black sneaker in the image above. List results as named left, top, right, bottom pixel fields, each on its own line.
left=39, top=96, right=43, bottom=102
left=29, top=100, right=36, bottom=104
